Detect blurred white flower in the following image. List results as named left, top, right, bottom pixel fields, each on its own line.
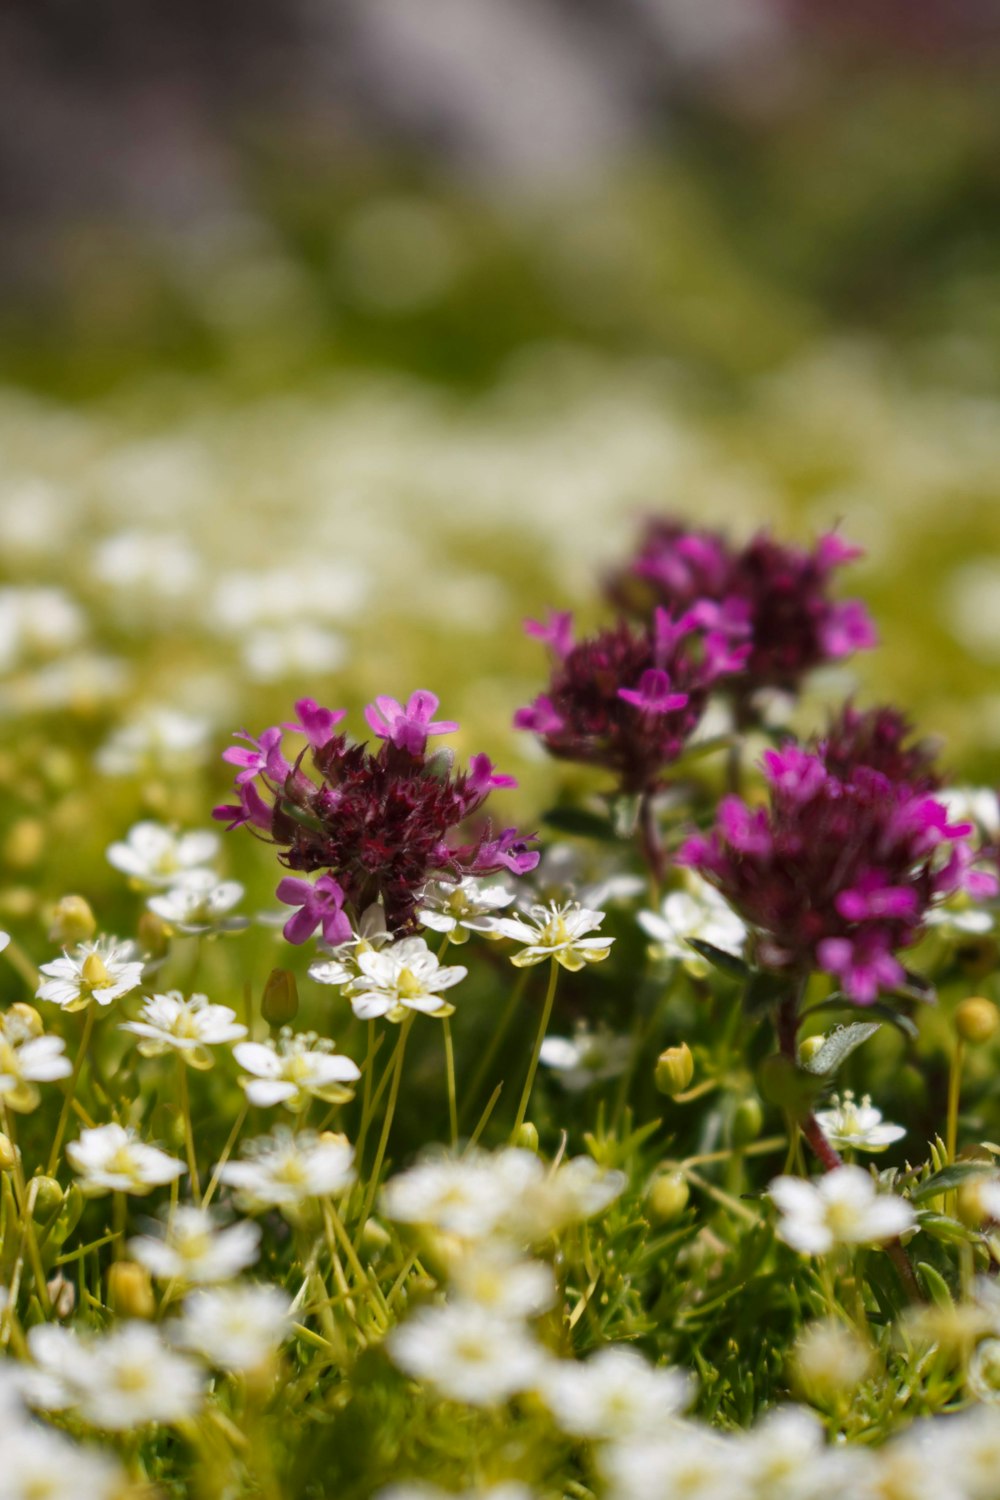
left=813, top=1093, right=906, bottom=1154
left=171, top=1284, right=292, bottom=1372
left=938, top=787, right=1000, bottom=842
left=0, top=585, right=85, bottom=672
left=130, top=1206, right=261, bottom=1284
left=96, top=708, right=211, bottom=777
left=450, top=1251, right=556, bottom=1321
left=106, top=821, right=220, bottom=889
left=121, top=990, right=247, bottom=1066
left=417, top=876, right=515, bottom=944
left=234, top=1030, right=360, bottom=1111
left=242, top=623, right=348, bottom=682
left=25, top=1321, right=202, bottom=1429
left=346, top=937, right=467, bottom=1021
left=4, top=1424, right=124, bottom=1500
left=147, top=871, right=247, bottom=935
left=0, top=1026, right=71, bottom=1114
left=93, top=530, right=201, bottom=604
left=770, top=1167, right=914, bottom=1254
left=389, top=1302, right=547, bottom=1406
left=494, top=903, right=614, bottom=970
left=540, top=1023, right=632, bottom=1092
left=67, top=1124, right=185, bottom=1197
left=601, top=1424, right=741, bottom=1500
left=638, top=875, right=747, bottom=975
left=36, top=937, right=144, bottom=1013
left=541, top=1346, right=691, bottom=1441
left=218, top=1127, right=355, bottom=1209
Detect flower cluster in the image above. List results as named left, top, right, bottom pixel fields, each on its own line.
left=214, top=692, right=538, bottom=932
left=608, top=519, right=876, bottom=712
left=514, top=607, right=747, bottom=792
left=680, top=741, right=997, bottom=1002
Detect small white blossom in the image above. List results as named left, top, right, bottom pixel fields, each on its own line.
left=130, top=1206, right=261, bottom=1284
left=308, top=905, right=392, bottom=989
left=171, top=1283, right=292, bottom=1372
left=0, top=931, right=9, bottom=953
left=106, top=821, right=220, bottom=888
left=388, top=1302, right=547, bottom=1406
left=450, top=1251, right=557, bottom=1321
left=741, top=1407, right=851, bottom=1500
left=36, top=937, right=144, bottom=1013
left=417, top=877, right=515, bottom=944
left=67, top=1123, right=186, bottom=1197
left=522, top=842, right=644, bottom=911
left=500, top=1152, right=627, bottom=1242
left=242, top=622, right=347, bottom=682
left=121, top=990, right=247, bottom=1065
left=234, top=1029, right=360, bottom=1112
left=494, top=902, right=614, bottom=971
left=0, top=1021, right=71, bottom=1113
left=382, top=1156, right=511, bottom=1240
left=4, top=1425, right=124, bottom=1500
left=638, top=874, right=747, bottom=976
left=346, top=936, right=467, bottom=1021
left=147, top=870, right=247, bottom=935
left=540, top=1023, right=632, bottom=1092
left=813, top=1092, right=906, bottom=1153
left=541, top=1346, right=691, bottom=1441
left=770, top=1166, right=915, bottom=1255
left=25, top=1321, right=202, bottom=1429
left=95, top=707, right=211, bottom=777
left=601, top=1425, right=743, bottom=1500
left=218, top=1127, right=355, bottom=1210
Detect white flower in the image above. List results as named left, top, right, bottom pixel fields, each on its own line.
left=234, top=1029, right=360, bottom=1111
left=770, top=1166, right=915, bottom=1255
left=382, top=1156, right=511, bottom=1240
left=106, top=821, right=220, bottom=889
left=242, top=622, right=347, bottom=682
left=521, top=842, right=644, bottom=911
left=0, top=1027, right=71, bottom=1113
left=36, top=937, right=144, bottom=1012
left=130, top=1206, right=261, bottom=1283
left=147, top=871, right=247, bottom=935
left=416, top=877, right=515, bottom=944
left=218, top=1127, right=355, bottom=1209
left=539, top=1024, right=632, bottom=1092
left=741, top=1407, right=846, bottom=1500
left=388, top=1302, right=547, bottom=1406
left=924, top=899, right=995, bottom=937
left=813, top=1092, right=906, bottom=1153
left=376, top=1487, right=533, bottom=1500
left=0, top=931, right=9, bottom=953
left=4, top=1425, right=124, bottom=1500
left=934, top=1406, right=1000, bottom=1500
left=637, top=875, right=747, bottom=976
left=601, top=1425, right=742, bottom=1500
left=494, top=902, right=614, bottom=970
left=541, top=1346, right=691, bottom=1441
left=346, top=936, right=467, bottom=1021
left=308, top=904, right=392, bottom=989
left=93, top=529, right=200, bottom=604
left=121, top=990, right=247, bottom=1065
left=66, top=1123, right=186, bottom=1197
left=500, top=1152, right=627, bottom=1242
left=969, top=1339, right=1000, bottom=1404
left=450, top=1251, right=557, bottom=1320
left=95, top=707, right=210, bottom=777
left=938, top=787, right=1000, bottom=842
left=171, top=1283, right=292, bottom=1372
left=0, top=585, right=84, bottom=669
left=25, top=1321, right=202, bottom=1429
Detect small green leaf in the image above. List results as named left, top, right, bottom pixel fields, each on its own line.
left=910, top=1162, right=995, bottom=1202
left=686, top=940, right=751, bottom=978
left=917, top=1261, right=954, bottom=1308
left=801, top=1021, right=881, bottom=1076
left=801, top=995, right=918, bottom=1040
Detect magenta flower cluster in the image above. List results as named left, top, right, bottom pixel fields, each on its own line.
left=609, top=520, right=877, bottom=712
left=678, top=741, right=997, bottom=1003
left=514, top=607, right=748, bottom=794
left=214, top=692, right=538, bottom=939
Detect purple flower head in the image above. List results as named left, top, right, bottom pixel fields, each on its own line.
left=284, top=698, right=347, bottom=750
left=819, top=703, right=944, bottom=795
left=515, top=611, right=740, bottom=794
left=223, top=726, right=290, bottom=786
left=216, top=693, right=538, bottom=932
left=364, top=691, right=459, bottom=757
left=276, top=874, right=352, bottom=946
left=681, top=731, right=996, bottom=1005
left=524, top=611, right=575, bottom=660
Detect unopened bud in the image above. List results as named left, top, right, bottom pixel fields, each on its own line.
left=514, top=1122, right=539, bottom=1153
left=647, top=1170, right=690, bottom=1225
left=790, top=1319, right=875, bottom=1407
left=731, top=1095, right=764, bottom=1148
left=956, top=1175, right=1000, bottom=1229
left=261, top=968, right=299, bottom=1027
left=361, top=1218, right=392, bottom=1255
left=137, top=910, right=171, bottom=960
left=107, top=1261, right=155, bottom=1320
left=798, top=1034, right=826, bottom=1066
left=6, top=1004, right=43, bottom=1041
left=956, top=997, right=1000, bottom=1046
left=30, top=1175, right=64, bottom=1220
left=0, top=1134, right=17, bottom=1172
left=81, top=952, right=110, bottom=989
left=655, top=1043, right=694, bottom=1097
left=48, top=895, right=96, bottom=947
left=3, top=819, right=44, bottom=871
left=46, top=1273, right=75, bottom=1319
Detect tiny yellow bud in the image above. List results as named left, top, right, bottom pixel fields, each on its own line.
left=956, top=997, right=1000, bottom=1046
left=361, top=1217, right=392, bottom=1254
left=31, top=1176, right=64, bottom=1220
left=138, top=910, right=171, bottom=960
left=797, top=1034, right=826, bottom=1065
left=7, top=1003, right=43, bottom=1040
left=81, top=952, right=110, bottom=988
left=731, top=1095, right=764, bottom=1148
left=647, top=1170, right=690, bottom=1225
left=655, top=1043, right=694, bottom=1097
left=107, top=1261, right=155, bottom=1320
left=48, top=895, right=97, bottom=946
left=0, top=1134, right=17, bottom=1172
left=3, top=818, right=44, bottom=871
left=514, top=1122, right=539, bottom=1152
left=261, top=968, right=299, bottom=1027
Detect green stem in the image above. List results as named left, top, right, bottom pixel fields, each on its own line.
left=354, top=1021, right=378, bottom=1165
left=512, top=959, right=559, bottom=1140
left=177, top=1056, right=202, bottom=1202
left=47, top=1006, right=96, bottom=1176
left=946, top=1037, right=965, bottom=1166
left=442, top=1018, right=458, bottom=1148
left=358, top=1015, right=413, bottom=1230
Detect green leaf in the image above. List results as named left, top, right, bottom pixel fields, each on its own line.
left=686, top=940, right=752, bottom=979
left=801, top=995, right=918, bottom=1040
left=910, top=1162, right=995, bottom=1202
left=916, top=1211, right=981, bottom=1245
left=917, top=1261, right=954, bottom=1308
left=541, top=806, right=617, bottom=842
left=801, top=1021, right=881, bottom=1076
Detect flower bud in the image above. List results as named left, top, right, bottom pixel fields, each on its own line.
left=137, top=910, right=171, bottom=960
left=514, top=1122, right=539, bottom=1153
left=30, top=1176, right=64, bottom=1221
left=790, top=1319, right=874, bottom=1408
left=797, top=1034, right=826, bottom=1066
left=361, top=1217, right=392, bottom=1255
left=6, top=1003, right=43, bottom=1041
left=0, top=1134, right=17, bottom=1172
left=731, top=1095, right=764, bottom=1148
left=647, top=1169, right=690, bottom=1225
left=262, top=968, right=299, bottom=1028
left=655, top=1043, right=694, bottom=1097
left=81, top=952, right=110, bottom=989
left=107, top=1260, right=155, bottom=1320
left=956, top=997, right=1000, bottom=1046
left=3, top=818, right=44, bottom=871
left=956, top=1174, right=1000, bottom=1229
left=46, top=1273, right=75, bottom=1319
left=48, top=895, right=97, bottom=947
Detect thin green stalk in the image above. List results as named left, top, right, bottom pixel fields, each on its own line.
left=358, top=1014, right=413, bottom=1230
left=177, top=1056, right=202, bottom=1202
left=512, top=958, right=559, bottom=1140
left=47, top=1005, right=96, bottom=1176
left=354, top=1021, right=378, bottom=1164
left=442, top=1018, right=458, bottom=1147
left=202, top=1102, right=248, bottom=1210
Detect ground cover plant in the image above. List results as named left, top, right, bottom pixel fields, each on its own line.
left=5, top=512, right=1000, bottom=1500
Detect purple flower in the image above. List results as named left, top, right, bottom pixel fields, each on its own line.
left=524, top=610, right=574, bottom=659
left=222, top=727, right=290, bottom=786
left=617, top=669, right=689, bottom=715
left=364, top=691, right=459, bottom=756
left=212, top=781, right=272, bottom=832
left=466, top=754, right=518, bottom=795
left=276, top=874, right=352, bottom=946
left=284, top=698, right=347, bottom=750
